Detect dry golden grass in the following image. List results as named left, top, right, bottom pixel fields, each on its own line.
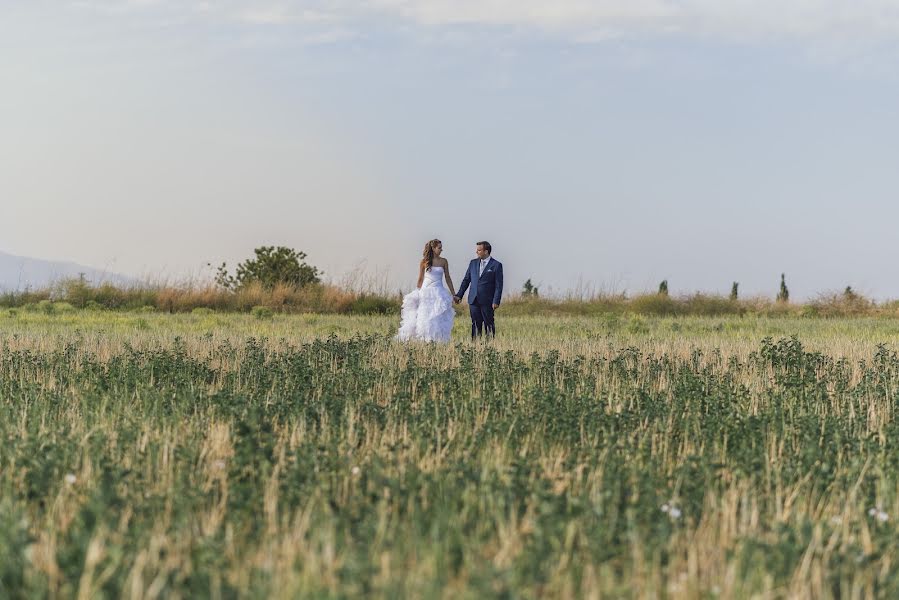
left=9, top=277, right=899, bottom=321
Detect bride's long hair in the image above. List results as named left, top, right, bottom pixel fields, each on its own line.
left=421, top=239, right=441, bottom=271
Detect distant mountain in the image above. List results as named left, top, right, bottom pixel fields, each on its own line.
left=0, top=251, right=135, bottom=291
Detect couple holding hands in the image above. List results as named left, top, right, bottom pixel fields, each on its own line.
left=396, top=239, right=504, bottom=343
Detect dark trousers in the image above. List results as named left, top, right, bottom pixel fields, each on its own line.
left=469, top=302, right=496, bottom=339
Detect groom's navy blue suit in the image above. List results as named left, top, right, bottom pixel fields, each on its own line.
left=455, top=257, right=503, bottom=338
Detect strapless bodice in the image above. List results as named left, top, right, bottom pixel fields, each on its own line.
left=422, top=266, right=444, bottom=288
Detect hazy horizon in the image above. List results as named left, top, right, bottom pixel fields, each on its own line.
left=5, top=1, right=899, bottom=300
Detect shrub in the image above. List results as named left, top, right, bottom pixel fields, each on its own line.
left=799, top=305, right=820, bottom=318
left=680, top=294, right=744, bottom=317
left=0, top=288, right=50, bottom=308
left=60, top=277, right=93, bottom=309
left=348, top=295, right=400, bottom=315
left=54, top=302, right=75, bottom=314
left=629, top=293, right=678, bottom=316
left=216, top=246, right=321, bottom=290
left=37, top=300, right=55, bottom=315
left=251, top=306, right=274, bottom=320
left=192, top=307, right=214, bottom=316
left=56, top=278, right=159, bottom=310
left=157, top=286, right=230, bottom=313
left=808, top=290, right=874, bottom=318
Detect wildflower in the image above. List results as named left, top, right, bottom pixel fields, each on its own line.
left=351, top=466, right=361, bottom=476
left=868, top=507, right=888, bottom=522
left=213, top=460, right=227, bottom=470
left=64, top=473, right=77, bottom=485
left=661, top=503, right=681, bottom=519
left=830, top=516, right=842, bottom=526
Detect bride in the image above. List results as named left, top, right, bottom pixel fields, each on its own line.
left=396, top=239, right=456, bottom=342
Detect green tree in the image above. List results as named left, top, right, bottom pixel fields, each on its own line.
left=521, top=279, right=539, bottom=297
left=730, top=282, right=739, bottom=301
left=776, top=273, right=789, bottom=303
left=216, top=246, right=321, bottom=290
left=658, top=280, right=669, bottom=296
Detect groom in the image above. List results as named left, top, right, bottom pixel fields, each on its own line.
left=454, top=241, right=503, bottom=339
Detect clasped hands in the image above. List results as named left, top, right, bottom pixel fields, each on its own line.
left=452, top=296, right=498, bottom=310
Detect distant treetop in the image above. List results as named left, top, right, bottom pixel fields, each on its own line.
left=215, top=246, right=321, bottom=290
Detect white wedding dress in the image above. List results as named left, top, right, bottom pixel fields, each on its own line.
left=396, top=266, right=456, bottom=342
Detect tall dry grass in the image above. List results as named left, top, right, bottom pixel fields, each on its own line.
left=8, top=277, right=899, bottom=320
left=0, top=278, right=400, bottom=315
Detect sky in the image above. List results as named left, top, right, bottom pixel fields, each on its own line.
left=3, top=1, right=899, bottom=299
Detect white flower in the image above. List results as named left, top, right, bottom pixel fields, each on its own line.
left=661, top=502, right=681, bottom=519
left=867, top=507, right=889, bottom=522
left=830, top=516, right=843, bottom=525
left=213, top=460, right=226, bottom=470
left=64, top=473, right=77, bottom=485
left=351, top=466, right=361, bottom=476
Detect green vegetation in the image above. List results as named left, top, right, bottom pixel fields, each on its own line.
left=778, top=273, right=790, bottom=303
left=251, top=305, right=274, bottom=320
left=4, top=313, right=899, bottom=597
left=522, top=279, right=539, bottom=297
left=215, top=245, right=322, bottom=290
left=0, top=280, right=401, bottom=316
left=5, top=278, right=899, bottom=320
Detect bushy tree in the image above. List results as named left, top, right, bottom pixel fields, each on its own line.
left=730, top=282, right=739, bottom=301
left=216, top=246, right=321, bottom=290
left=521, top=279, right=539, bottom=297
left=658, top=280, right=669, bottom=296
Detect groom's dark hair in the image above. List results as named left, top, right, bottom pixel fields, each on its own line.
left=477, top=241, right=492, bottom=254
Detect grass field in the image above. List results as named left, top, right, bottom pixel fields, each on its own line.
left=4, top=310, right=899, bottom=598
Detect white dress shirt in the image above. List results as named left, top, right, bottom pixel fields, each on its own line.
left=478, top=257, right=490, bottom=277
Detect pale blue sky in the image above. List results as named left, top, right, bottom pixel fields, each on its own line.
left=3, top=1, right=899, bottom=298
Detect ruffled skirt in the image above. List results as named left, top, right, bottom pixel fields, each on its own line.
left=396, top=285, right=455, bottom=343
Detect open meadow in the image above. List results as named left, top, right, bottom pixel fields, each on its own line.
left=5, top=310, right=899, bottom=598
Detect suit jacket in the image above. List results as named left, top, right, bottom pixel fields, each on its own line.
left=456, top=257, right=503, bottom=306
